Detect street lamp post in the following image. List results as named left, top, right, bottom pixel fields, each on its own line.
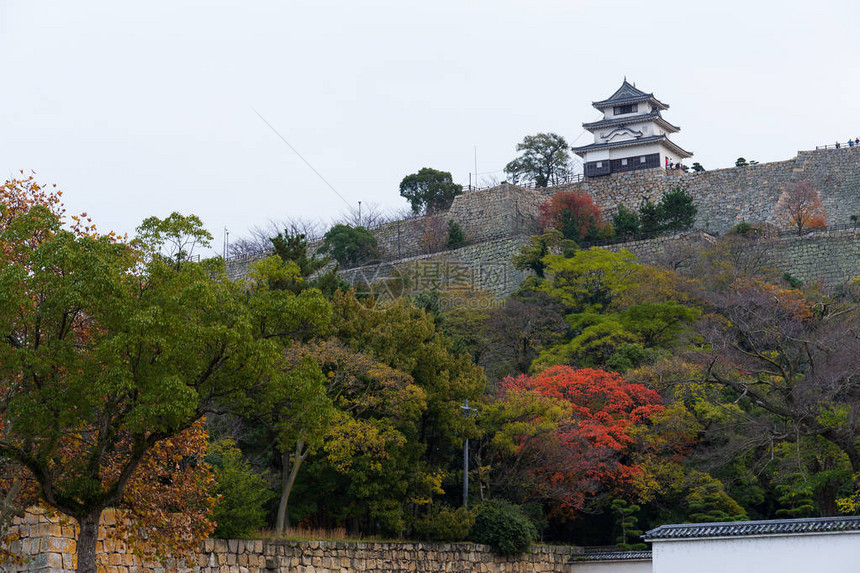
left=461, top=399, right=477, bottom=508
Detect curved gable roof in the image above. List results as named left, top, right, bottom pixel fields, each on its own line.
left=593, top=80, right=668, bottom=110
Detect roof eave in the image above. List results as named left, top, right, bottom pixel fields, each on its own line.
left=592, top=96, right=669, bottom=110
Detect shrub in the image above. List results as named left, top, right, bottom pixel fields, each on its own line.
left=638, top=200, right=662, bottom=234
left=415, top=504, right=475, bottom=542
left=447, top=220, right=466, bottom=249
left=206, top=440, right=275, bottom=539
left=728, top=222, right=754, bottom=235
left=469, top=501, right=538, bottom=555
left=659, top=187, right=697, bottom=232
left=320, top=224, right=379, bottom=267
left=612, top=205, right=640, bottom=236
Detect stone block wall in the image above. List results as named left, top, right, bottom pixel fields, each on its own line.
left=225, top=147, right=860, bottom=292
left=564, top=147, right=860, bottom=234
left=3, top=509, right=624, bottom=573
left=338, top=236, right=531, bottom=298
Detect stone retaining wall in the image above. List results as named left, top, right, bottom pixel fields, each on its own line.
left=225, top=147, right=860, bottom=292
left=3, top=509, right=631, bottom=573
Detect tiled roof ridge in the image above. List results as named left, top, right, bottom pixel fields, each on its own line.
left=592, top=80, right=668, bottom=110
left=574, top=550, right=652, bottom=561
left=582, top=111, right=680, bottom=132
left=645, top=515, right=860, bottom=540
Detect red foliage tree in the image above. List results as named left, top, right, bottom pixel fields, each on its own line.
left=498, top=366, right=663, bottom=515
left=777, top=180, right=826, bottom=235
left=539, top=191, right=607, bottom=241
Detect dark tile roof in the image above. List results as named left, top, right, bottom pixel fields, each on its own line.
left=645, top=516, right=860, bottom=541
left=593, top=80, right=668, bottom=110
left=582, top=110, right=680, bottom=133
left=572, top=134, right=693, bottom=158
left=574, top=551, right=652, bottom=562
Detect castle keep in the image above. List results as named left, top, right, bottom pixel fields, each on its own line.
left=573, top=80, right=693, bottom=177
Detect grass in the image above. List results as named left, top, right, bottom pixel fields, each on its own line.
left=255, top=526, right=400, bottom=543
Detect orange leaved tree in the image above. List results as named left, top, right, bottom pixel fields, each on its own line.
left=540, top=190, right=609, bottom=242
left=778, top=180, right=827, bottom=235
left=489, top=366, right=663, bottom=515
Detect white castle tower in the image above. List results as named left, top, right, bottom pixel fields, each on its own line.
left=573, top=79, right=692, bottom=178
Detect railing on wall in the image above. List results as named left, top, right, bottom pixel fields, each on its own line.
left=816, top=141, right=860, bottom=150
left=464, top=173, right=585, bottom=192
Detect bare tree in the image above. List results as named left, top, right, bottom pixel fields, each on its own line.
left=335, top=201, right=389, bottom=229
left=777, top=180, right=827, bottom=235
left=228, top=217, right=326, bottom=258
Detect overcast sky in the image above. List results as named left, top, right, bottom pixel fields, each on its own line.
left=2, top=0, right=858, bottom=255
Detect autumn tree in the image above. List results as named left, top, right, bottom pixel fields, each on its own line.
left=778, top=180, right=826, bottom=235
left=539, top=190, right=609, bottom=242
left=505, top=133, right=573, bottom=187
left=0, top=178, right=330, bottom=572
left=487, top=366, right=664, bottom=516
left=296, top=292, right=485, bottom=533
left=695, top=279, right=860, bottom=489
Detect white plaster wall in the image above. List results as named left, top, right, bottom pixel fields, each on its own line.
left=573, top=559, right=652, bottom=573
left=587, top=149, right=610, bottom=161
left=652, top=532, right=860, bottom=573
left=608, top=143, right=661, bottom=160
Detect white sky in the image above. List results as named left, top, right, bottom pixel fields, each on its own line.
left=2, top=0, right=859, bottom=255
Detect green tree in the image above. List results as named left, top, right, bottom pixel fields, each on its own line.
left=0, top=187, right=329, bottom=572
left=691, top=162, right=705, bottom=172
left=504, top=133, right=572, bottom=187
left=447, top=219, right=466, bottom=249
left=135, top=211, right=212, bottom=267
left=207, top=440, right=275, bottom=539
left=399, top=168, right=463, bottom=215
left=270, top=231, right=348, bottom=296
left=611, top=499, right=646, bottom=550
left=638, top=200, right=662, bottom=234
left=512, top=230, right=577, bottom=279
left=735, top=157, right=749, bottom=167
left=320, top=224, right=379, bottom=267
left=612, top=205, right=641, bottom=236
left=659, top=187, right=698, bottom=232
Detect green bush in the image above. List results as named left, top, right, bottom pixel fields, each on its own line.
left=447, top=220, right=466, bottom=249
left=320, top=224, right=379, bottom=267
left=415, top=504, right=475, bottom=542
left=728, top=221, right=754, bottom=235
left=612, top=205, right=640, bottom=236
left=206, top=440, right=275, bottom=539
left=469, top=501, right=538, bottom=555
left=659, top=187, right=697, bottom=232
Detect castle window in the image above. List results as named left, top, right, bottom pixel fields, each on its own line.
left=621, top=158, right=628, bottom=166
left=613, top=104, right=637, bottom=115
left=596, top=161, right=603, bottom=168
left=640, top=156, right=647, bottom=163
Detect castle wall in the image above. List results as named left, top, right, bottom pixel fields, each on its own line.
left=567, top=147, right=860, bottom=233
left=4, top=508, right=626, bottom=573
left=224, top=148, right=860, bottom=293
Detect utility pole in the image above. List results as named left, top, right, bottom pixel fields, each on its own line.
left=223, top=227, right=229, bottom=259
left=358, top=201, right=362, bottom=226
left=461, top=399, right=477, bottom=508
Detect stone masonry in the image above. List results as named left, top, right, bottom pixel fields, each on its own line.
left=226, top=147, right=860, bottom=295
left=3, top=508, right=591, bottom=573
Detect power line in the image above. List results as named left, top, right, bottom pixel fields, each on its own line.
left=251, top=107, right=352, bottom=209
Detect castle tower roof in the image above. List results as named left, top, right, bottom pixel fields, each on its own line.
left=592, top=80, right=669, bottom=111
left=573, top=79, right=691, bottom=177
